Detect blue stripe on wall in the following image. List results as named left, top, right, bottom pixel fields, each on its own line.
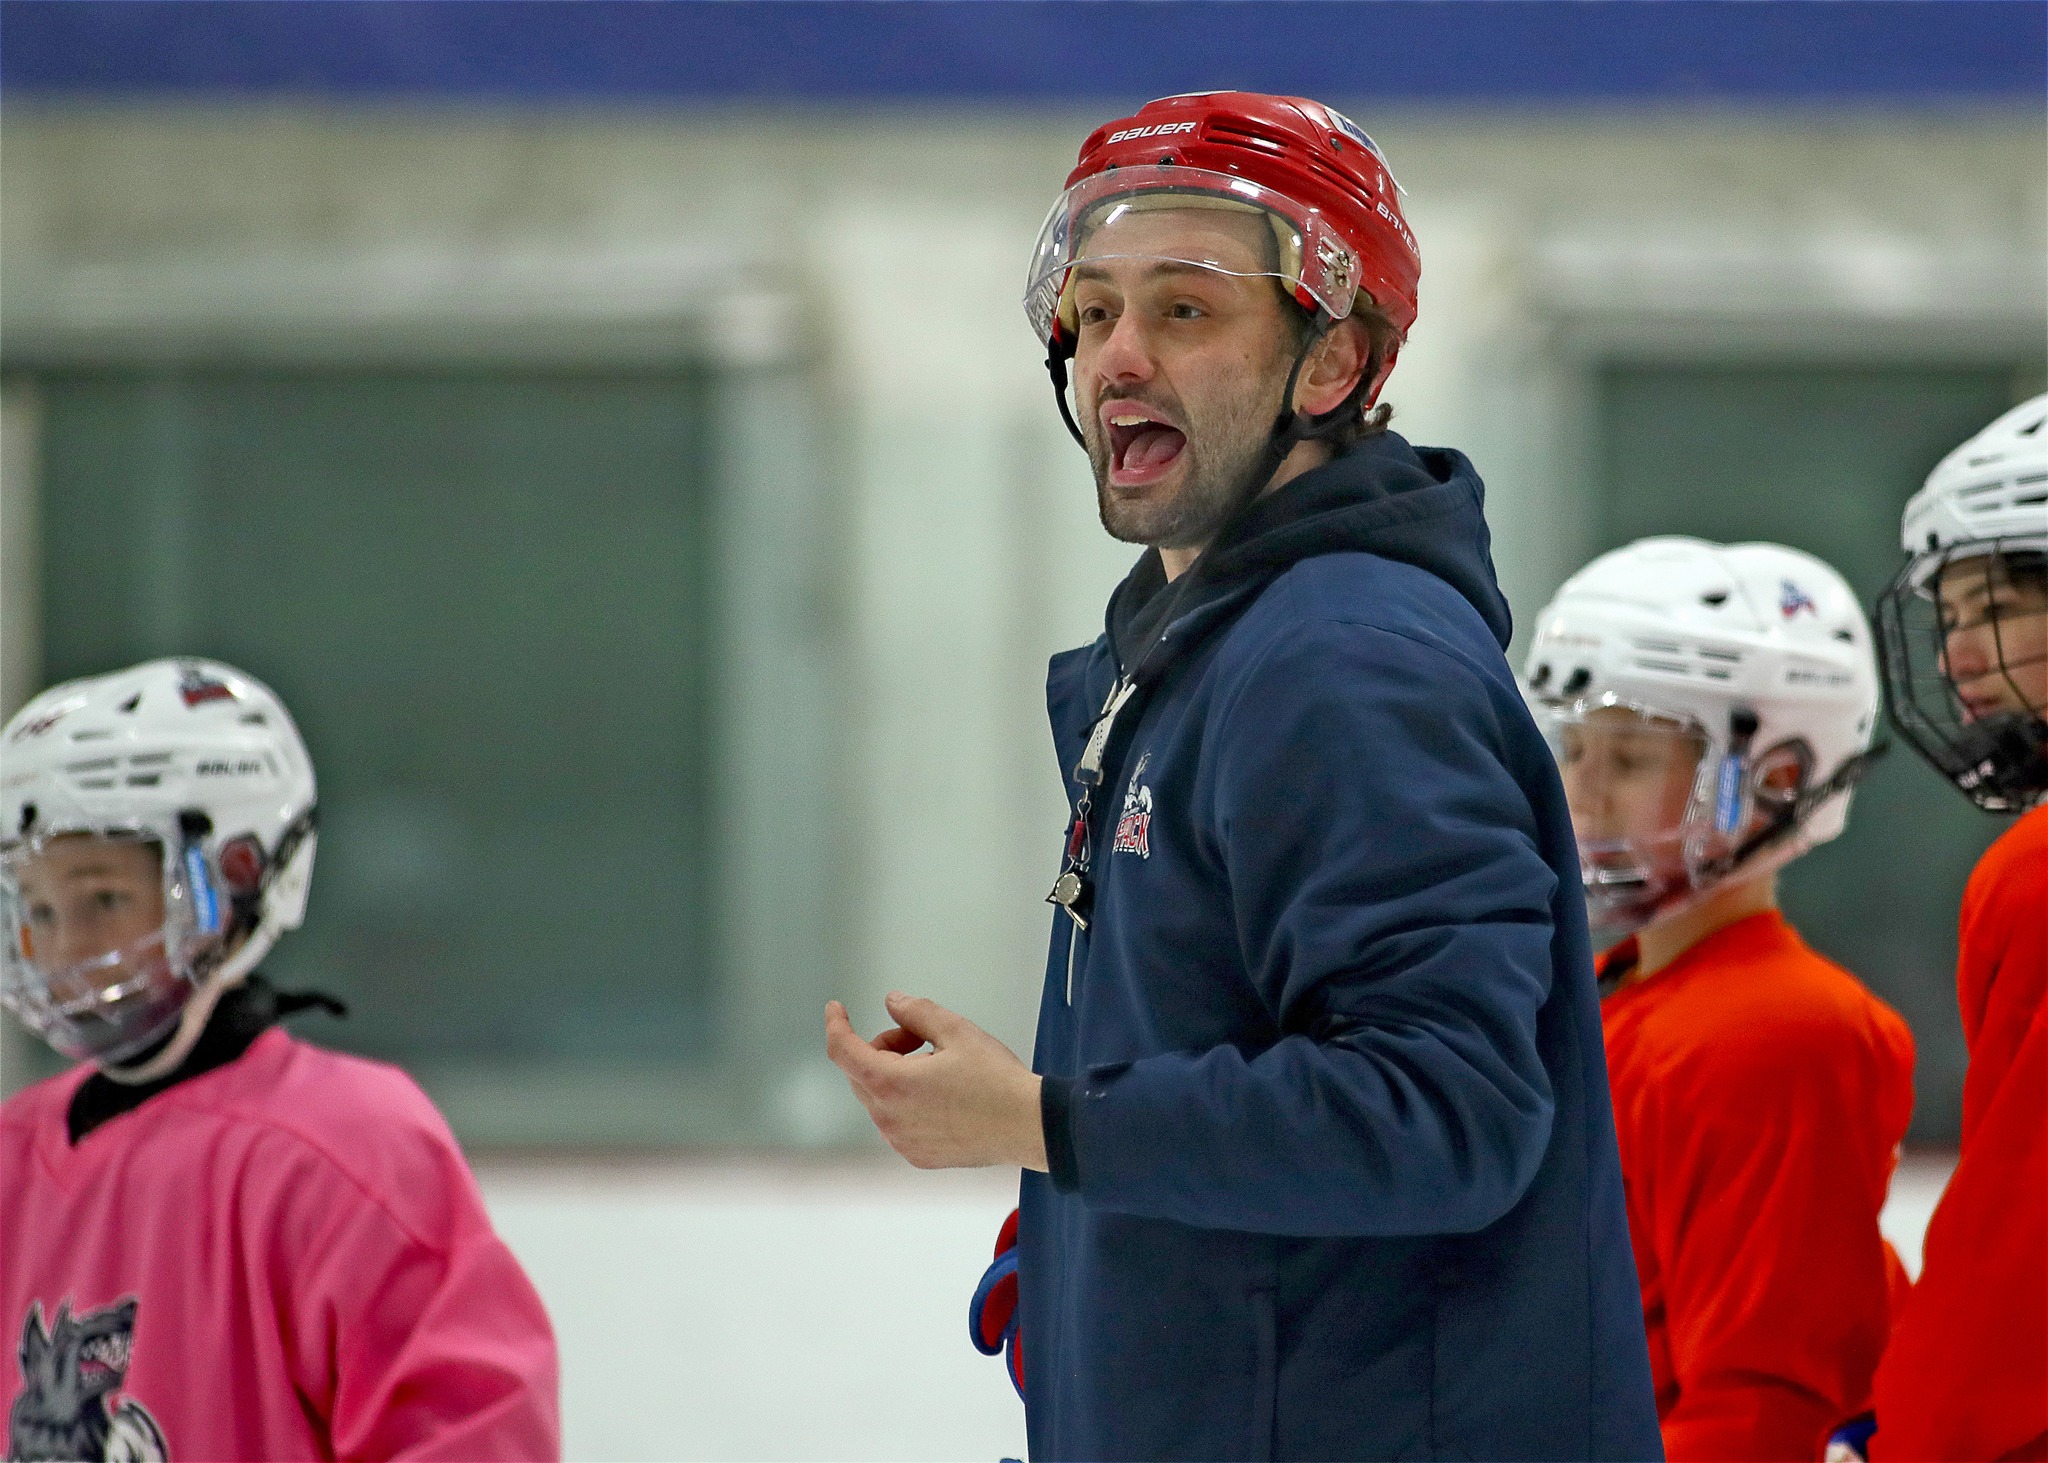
left=3, top=1, right=2042, bottom=103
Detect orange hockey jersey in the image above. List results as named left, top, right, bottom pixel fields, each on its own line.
left=1870, top=803, right=2048, bottom=1463
left=1600, top=910, right=1916, bottom=1462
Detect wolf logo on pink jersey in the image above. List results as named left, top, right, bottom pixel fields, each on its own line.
left=9, top=1298, right=168, bottom=1463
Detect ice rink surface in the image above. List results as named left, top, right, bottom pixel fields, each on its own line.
left=479, top=1149, right=1957, bottom=1462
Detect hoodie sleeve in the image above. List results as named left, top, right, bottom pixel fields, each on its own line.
left=1047, top=613, right=1558, bottom=1237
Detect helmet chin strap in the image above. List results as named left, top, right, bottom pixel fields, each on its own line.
left=96, top=917, right=282, bottom=1086
left=98, top=816, right=318, bottom=1085
left=1626, top=742, right=1888, bottom=943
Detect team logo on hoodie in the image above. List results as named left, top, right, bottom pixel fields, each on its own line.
left=1113, top=754, right=1153, bottom=859
left=9, top=1297, right=168, bottom=1462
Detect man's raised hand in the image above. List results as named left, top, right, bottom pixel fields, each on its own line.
left=824, top=992, right=1048, bottom=1172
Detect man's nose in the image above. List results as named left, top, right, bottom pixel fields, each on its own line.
left=1094, top=311, right=1157, bottom=386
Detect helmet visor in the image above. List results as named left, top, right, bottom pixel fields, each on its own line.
left=1532, top=697, right=1731, bottom=944
left=1024, top=164, right=1363, bottom=345
left=0, top=830, right=220, bottom=1063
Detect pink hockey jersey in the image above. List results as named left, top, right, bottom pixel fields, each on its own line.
left=2, top=1027, right=560, bottom=1462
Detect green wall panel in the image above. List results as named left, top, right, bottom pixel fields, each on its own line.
left=37, top=368, right=718, bottom=1131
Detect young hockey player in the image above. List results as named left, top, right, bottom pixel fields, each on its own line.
left=1, top=658, right=560, bottom=1462
left=1853, top=394, right=2048, bottom=1463
left=1525, top=537, right=1914, bottom=1462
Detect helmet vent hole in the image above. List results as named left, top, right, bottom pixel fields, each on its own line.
left=1701, top=589, right=1729, bottom=607
left=1833, top=629, right=1855, bottom=643
left=1562, top=667, right=1592, bottom=695
left=1531, top=663, right=1552, bottom=689
left=118, top=693, right=141, bottom=712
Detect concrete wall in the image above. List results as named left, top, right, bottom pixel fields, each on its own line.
left=2, top=103, right=2041, bottom=1122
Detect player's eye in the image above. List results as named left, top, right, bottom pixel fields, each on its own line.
left=1166, top=300, right=1206, bottom=322
left=87, top=888, right=132, bottom=916
left=1076, top=300, right=1116, bottom=328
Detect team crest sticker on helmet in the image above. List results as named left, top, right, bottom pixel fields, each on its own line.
left=174, top=663, right=237, bottom=708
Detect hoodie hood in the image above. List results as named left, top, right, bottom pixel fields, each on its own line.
left=1107, top=430, right=1512, bottom=675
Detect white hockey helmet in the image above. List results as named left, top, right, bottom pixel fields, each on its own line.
left=0, top=659, right=316, bottom=1070
left=1525, top=537, right=1881, bottom=944
left=1875, top=392, right=2048, bottom=811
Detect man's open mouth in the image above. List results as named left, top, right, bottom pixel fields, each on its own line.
left=1102, top=401, right=1187, bottom=486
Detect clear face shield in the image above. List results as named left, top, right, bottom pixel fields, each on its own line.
left=1022, top=164, right=1364, bottom=347
left=0, top=828, right=227, bottom=1063
left=1532, top=697, right=1778, bottom=947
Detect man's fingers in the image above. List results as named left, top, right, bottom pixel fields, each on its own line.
left=824, top=1000, right=894, bottom=1085
left=872, top=1025, right=928, bottom=1056
left=885, top=991, right=977, bottom=1048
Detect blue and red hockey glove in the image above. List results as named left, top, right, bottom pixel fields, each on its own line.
left=968, top=1207, right=1024, bottom=1399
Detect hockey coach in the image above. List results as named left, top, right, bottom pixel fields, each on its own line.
left=827, top=92, right=1661, bottom=1461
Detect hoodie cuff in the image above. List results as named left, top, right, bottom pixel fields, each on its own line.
left=1040, top=1075, right=1081, bottom=1193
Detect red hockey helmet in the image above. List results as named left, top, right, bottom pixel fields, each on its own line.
left=1024, top=91, right=1421, bottom=407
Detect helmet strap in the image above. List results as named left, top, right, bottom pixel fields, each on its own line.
left=1697, top=740, right=1889, bottom=885
left=1046, top=336, right=1087, bottom=450
left=96, top=813, right=315, bottom=1085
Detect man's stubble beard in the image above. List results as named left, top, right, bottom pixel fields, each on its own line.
left=1087, top=376, right=1284, bottom=553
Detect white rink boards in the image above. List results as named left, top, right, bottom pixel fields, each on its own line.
left=480, top=1150, right=1956, bottom=1462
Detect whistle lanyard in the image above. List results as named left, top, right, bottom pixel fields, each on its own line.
left=1046, top=676, right=1138, bottom=930
left=1046, top=564, right=1203, bottom=931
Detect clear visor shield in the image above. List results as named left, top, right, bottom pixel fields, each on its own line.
left=1532, top=699, right=1741, bottom=945
left=0, top=831, right=222, bottom=1063
left=1023, top=165, right=1361, bottom=344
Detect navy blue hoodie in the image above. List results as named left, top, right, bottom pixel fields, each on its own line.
left=1018, top=431, right=1660, bottom=1461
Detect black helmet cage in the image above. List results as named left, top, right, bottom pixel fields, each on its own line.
left=1875, top=538, right=2048, bottom=813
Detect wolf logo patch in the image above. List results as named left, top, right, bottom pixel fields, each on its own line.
left=9, top=1298, right=168, bottom=1462
left=1113, top=754, right=1153, bottom=859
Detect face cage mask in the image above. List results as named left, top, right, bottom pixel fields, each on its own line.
left=0, top=830, right=228, bottom=1064
left=1876, top=539, right=2048, bottom=813
left=1535, top=696, right=1811, bottom=946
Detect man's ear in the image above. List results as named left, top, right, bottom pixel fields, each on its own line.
left=1293, top=316, right=1371, bottom=418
